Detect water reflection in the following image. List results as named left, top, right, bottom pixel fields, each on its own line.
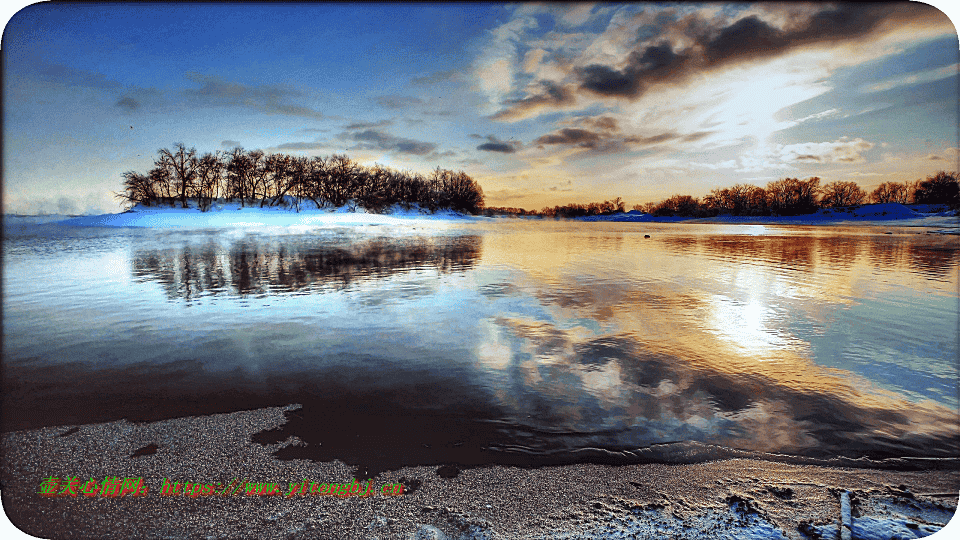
left=3, top=222, right=957, bottom=476
left=131, top=234, right=482, bottom=299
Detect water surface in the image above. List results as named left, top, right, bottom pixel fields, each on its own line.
left=3, top=219, right=958, bottom=476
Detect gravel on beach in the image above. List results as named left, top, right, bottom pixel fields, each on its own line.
left=2, top=405, right=957, bottom=539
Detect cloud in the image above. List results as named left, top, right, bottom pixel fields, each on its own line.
left=221, top=140, right=242, bottom=149
left=474, top=13, right=538, bottom=110
left=793, top=108, right=839, bottom=124
left=275, top=141, right=327, bottom=151
left=533, top=127, right=703, bottom=154
left=33, top=61, right=123, bottom=90
left=862, top=62, right=959, bottom=93
left=535, top=128, right=604, bottom=147
left=114, top=87, right=163, bottom=113
left=343, top=119, right=393, bottom=130
left=343, top=129, right=438, bottom=156
left=492, top=2, right=949, bottom=117
left=779, top=137, right=874, bottom=164
left=548, top=180, right=574, bottom=192
left=182, top=72, right=330, bottom=120
left=492, top=80, right=577, bottom=121
left=477, top=135, right=522, bottom=154
left=739, top=137, right=876, bottom=171
left=115, top=96, right=140, bottom=112
left=577, top=115, right=619, bottom=132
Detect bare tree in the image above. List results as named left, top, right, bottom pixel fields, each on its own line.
left=157, top=144, right=197, bottom=208
left=194, top=152, right=224, bottom=211
left=871, top=181, right=910, bottom=204
left=225, top=147, right=252, bottom=206
left=766, top=177, right=820, bottom=215
left=820, top=181, right=867, bottom=207
left=913, top=171, right=959, bottom=205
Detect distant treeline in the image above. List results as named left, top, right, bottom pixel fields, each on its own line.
left=483, top=172, right=959, bottom=218
left=118, top=144, right=485, bottom=214
left=641, top=172, right=958, bottom=217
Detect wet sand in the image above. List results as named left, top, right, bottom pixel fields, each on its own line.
left=2, top=405, right=957, bottom=539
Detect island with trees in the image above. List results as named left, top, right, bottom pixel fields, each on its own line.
left=118, top=144, right=485, bottom=215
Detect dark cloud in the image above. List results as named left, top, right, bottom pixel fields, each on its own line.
left=794, top=154, right=822, bottom=162
left=574, top=4, right=943, bottom=100
left=492, top=80, right=577, bottom=121
left=535, top=128, right=604, bottom=147
left=344, top=129, right=438, bottom=156
left=115, top=96, right=140, bottom=112
left=477, top=135, right=522, bottom=154
left=534, top=127, right=705, bottom=155
left=579, top=116, right=619, bottom=132
left=624, top=132, right=680, bottom=146
left=344, top=119, right=393, bottom=130
left=183, top=72, right=330, bottom=120
left=221, top=140, right=242, bottom=149
left=682, top=131, right=713, bottom=142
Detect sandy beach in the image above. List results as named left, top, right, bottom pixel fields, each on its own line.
left=2, top=405, right=957, bottom=539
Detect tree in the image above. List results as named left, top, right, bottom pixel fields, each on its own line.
left=119, top=170, right=155, bottom=207
left=870, top=181, right=909, bottom=204
left=912, top=171, right=959, bottom=205
left=194, top=152, right=224, bottom=211
left=157, top=144, right=197, bottom=209
left=225, top=147, right=253, bottom=206
left=650, top=194, right=703, bottom=217
left=820, top=181, right=867, bottom=207
left=766, top=177, right=820, bottom=215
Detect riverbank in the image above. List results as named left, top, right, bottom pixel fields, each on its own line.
left=2, top=405, right=957, bottom=539
left=576, top=203, right=959, bottom=232
left=44, top=201, right=477, bottom=229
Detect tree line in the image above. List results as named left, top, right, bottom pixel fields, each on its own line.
left=118, top=144, right=485, bottom=214
left=481, top=172, right=958, bottom=219
left=640, top=172, right=958, bottom=217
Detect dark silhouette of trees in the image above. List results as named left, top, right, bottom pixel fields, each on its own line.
left=765, top=177, right=820, bottom=215
left=539, top=198, right=626, bottom=218
left=703, top=184, right=768, bottom=215
left=870, top=181, right=910, bottom=204
left=912, top=171, right=959, bottom=205
left=819, top=181, right=867, bottom=207
left=118, top=145, right=485, bottom=215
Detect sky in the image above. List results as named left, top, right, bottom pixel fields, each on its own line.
left=2, top=1, right=958, bottom=215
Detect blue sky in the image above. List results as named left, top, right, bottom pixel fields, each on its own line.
left=2, top=2, right=958, bottom=214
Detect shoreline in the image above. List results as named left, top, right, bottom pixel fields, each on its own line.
left=4, top=202, right=957, bottom=231
left=2, top=406, right=957, bottom=539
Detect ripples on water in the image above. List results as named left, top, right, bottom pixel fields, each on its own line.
left=2, top=220, right=957, bottom=476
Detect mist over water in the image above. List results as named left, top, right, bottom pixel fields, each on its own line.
left=3, top=220, right=958, bottom=475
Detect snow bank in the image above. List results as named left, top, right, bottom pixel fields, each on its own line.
left=51, top=201, right=478, bottom=229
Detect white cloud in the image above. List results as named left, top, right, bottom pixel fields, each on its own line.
left=861, top=62, right=959, bottom=93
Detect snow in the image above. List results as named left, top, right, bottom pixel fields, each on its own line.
left=47, top=200, right=479, bottom=229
